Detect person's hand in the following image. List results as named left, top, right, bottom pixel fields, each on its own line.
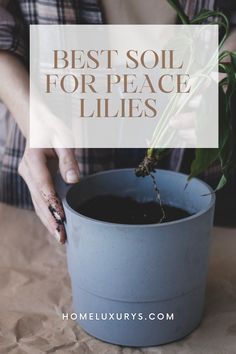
left=18, top=147, right=80, bottom=244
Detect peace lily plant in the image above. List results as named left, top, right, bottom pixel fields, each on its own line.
left=136, top=0, right=236, bottom=191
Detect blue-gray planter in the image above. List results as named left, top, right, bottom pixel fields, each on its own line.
left=63, top=169, right=215, bottom=347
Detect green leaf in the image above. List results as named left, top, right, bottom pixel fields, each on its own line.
left=219, top=50, right=229, bottom=62
left=166, top=0, right=189, bottom=24
left=229, top=52, right=236, bottom=70
left=217, top=62, right=236, bottom=190
left=215, top=174, right=227, bottom=191
left=219, top=77, right=229, bottom=87
left=189, top=149, right=219, bottom=180
left=191, top=10, right=229, bottom=43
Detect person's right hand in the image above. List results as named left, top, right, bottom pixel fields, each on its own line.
left=18, top=147, right=80, bottom=244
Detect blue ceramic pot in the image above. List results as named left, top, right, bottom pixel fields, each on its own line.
left=63, top=169, right=215, bottom=347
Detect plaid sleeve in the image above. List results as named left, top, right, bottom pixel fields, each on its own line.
left=0, top=2, right=26, bottom=57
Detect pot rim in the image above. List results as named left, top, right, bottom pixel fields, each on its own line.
left=63, top=168, right=215, bottom=228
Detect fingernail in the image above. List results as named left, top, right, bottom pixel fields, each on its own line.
left=54, top=230, right=65, bottom=244
left=66, top=169, right=79, bottom=183
left=54, top=230, right=61, bottom=243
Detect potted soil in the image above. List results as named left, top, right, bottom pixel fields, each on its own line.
left=63, top=169, right=215, bottom=346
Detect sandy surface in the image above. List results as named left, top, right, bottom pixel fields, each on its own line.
left=0, top=202, right=236, bottom=354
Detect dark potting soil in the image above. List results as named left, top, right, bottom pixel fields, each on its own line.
left=75, top=195, right=192, bottom=224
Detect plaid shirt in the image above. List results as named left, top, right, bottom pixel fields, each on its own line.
left=0, top=0, right=235, bottom=210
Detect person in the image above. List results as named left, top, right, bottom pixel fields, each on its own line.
left=0, top=0, right=235, bottom=244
